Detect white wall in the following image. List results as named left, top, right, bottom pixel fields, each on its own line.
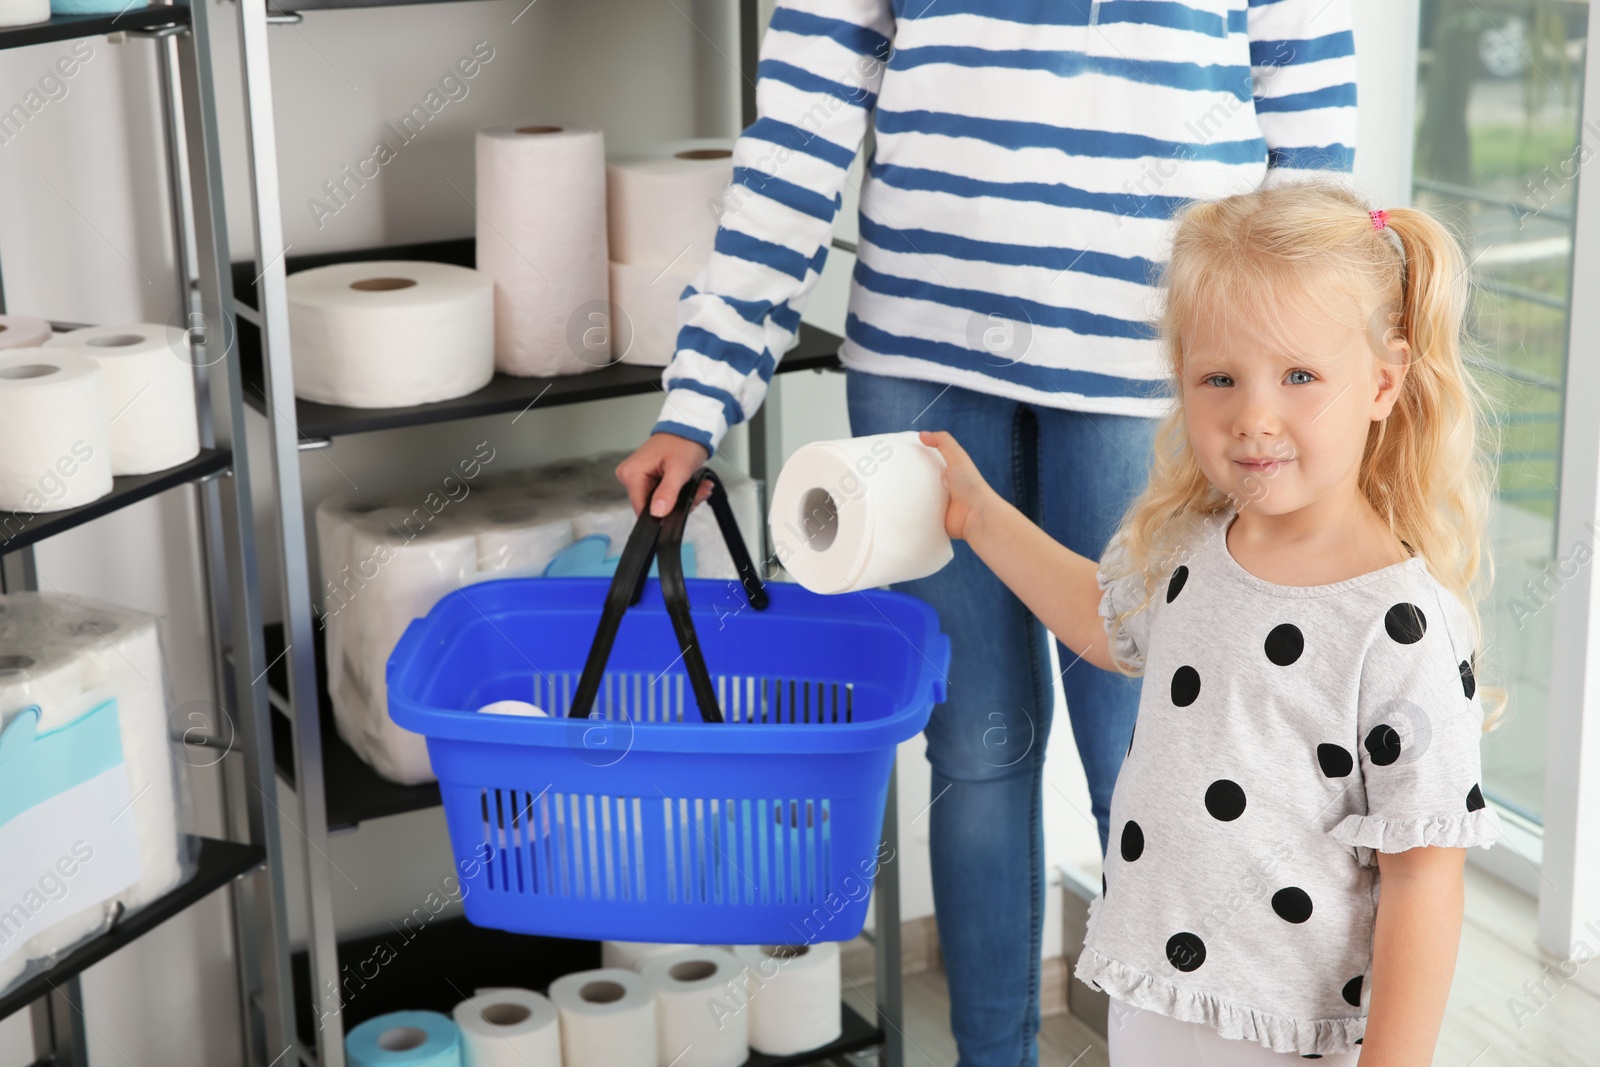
left=0, top=0, right=1417, bottom=1061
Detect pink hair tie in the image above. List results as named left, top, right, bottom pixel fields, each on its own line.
left=1370, top=209, right=1390, bottom=231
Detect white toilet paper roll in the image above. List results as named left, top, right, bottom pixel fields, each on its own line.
left=287, top=260, right=495, bottom=409
left=47, top=324, right=199, bottom=475
left=475, top=502, right=573, bottom=577
left=476, top=123, right=611, bottom=378
left=768, top=432, right=953, bottom=594
left=609, top=258, right=702, bottom=367
left=606, top=140, right=735, bottom=266
left=732, top=943, right=842, bottom=1055
left=639, top=947, right=749, bottom=1067
left=453, top=987, right=561, bottom=1067
left=600, top=941, right=697, bottom=972
left=479, top=700, right=547, bottom=717
left=547, top=968, right=657, bottom=1067
left=0, top=314, right=51, bottom=349
left=337, top=507, right=480, bottom=783
left=0, top=352, right=112, bottom=513
left=0, top=0, right=49, bottom=27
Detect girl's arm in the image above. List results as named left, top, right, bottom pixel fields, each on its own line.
left=1359, top=847, right=1467, bottom=1066
left=918, top=430, right=1118, bottom=673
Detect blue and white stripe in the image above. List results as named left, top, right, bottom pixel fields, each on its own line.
left=653, top=0, right=1357, bottom=455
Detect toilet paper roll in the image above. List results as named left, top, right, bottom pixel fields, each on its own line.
left=606, top=140, right=735, bottom=266
left=548, top=967, right=657, bottom=1067
left=0, top=314, right=51, bottom=348
left=732, top=943, right=842, bottom=1055
left=601, top=941, right=697, bottom=971
left=347, top=1009, right=462, bottom=1067
left=639, top=947, right=749, bottom=1067
left=609, top=258, right=702, bottom=367
left=47, top=324, right=199, bottom=475
left=479, top=700, right=547, bottom=717
left=474, top=502, right=573, bottom=577
left=0, top=351, right=113, bottom=513
left=452, top=988, right=560, bottom=1067
left=334, top=507, right=480, bottom=783
left=476, top=123, right=610, bottom=377
left=52, top=0, right=149, bottom=13
left=287, top=260, right=494, bottom=409
left=768, top=431, right=953, bottom=594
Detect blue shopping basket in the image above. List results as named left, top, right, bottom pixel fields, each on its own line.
left=388, top=467, right=951, bottom=943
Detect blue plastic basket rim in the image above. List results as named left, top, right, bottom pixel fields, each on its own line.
left=386, top=576, right=952, bottom=756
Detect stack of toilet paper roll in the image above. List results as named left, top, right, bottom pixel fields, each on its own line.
left=769, top=431, right=955, bottom=594
left=286, top=260, right=495, bottom=409
left=476, top=123, right=611, bottom=377
left=606, top=140, right=735, bottom=367
left=0, top=593, right=188, bottom=996
left=314, top=450, right=762, bottom=785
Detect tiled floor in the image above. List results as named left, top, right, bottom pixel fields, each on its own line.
left=840, top=863, right=1600, bottom=1066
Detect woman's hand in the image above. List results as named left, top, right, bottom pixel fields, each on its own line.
left=918, top=429, right=999, bottom=542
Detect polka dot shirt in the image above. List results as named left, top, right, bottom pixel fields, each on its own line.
left=1073, top=506, right=1503, bottom=1057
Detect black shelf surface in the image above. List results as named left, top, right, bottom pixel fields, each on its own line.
left=232, top=237, right=843, bottom=439
left=290, top=915, right=884, bottom=1066
left=0, top=2, right=188, bottom=51
left=0, top=837, right=264, bottom=1021
left=264, top=621, right=441, bottom=830
left=0, top=448, right=231, bottom=557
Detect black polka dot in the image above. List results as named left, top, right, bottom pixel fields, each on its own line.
left=1365, top=724, right=1402, bottom=766
left=1317, top=743, right=1354, bottom=778
left=1127, top=720, right=1136, bottom=758
left=1342, top=975, right=1364, bottom=1006
left=1264, top=623, right=1304, bottom=666
left=1460, top=653, right=1476, bottom=699
left=1170, top=665, right=1201, bottom=706
left=1466, top=783, right=1485, bottom=812
left=1166, top=565, right=1189, bottom=602
left=1166, top=932, right=1206, bottom=972
left=1303, top=1055, right=1324, bottom=1059
left=1121, top=820, right=1145, bottom=862
left=1101, top=872, right=1107, bottom=898
left=1385, top=603, right=1426, bottom=644
left=1271, top=887, right=1314, bottom=923
left=1205, top=779, right=1246, bottom=821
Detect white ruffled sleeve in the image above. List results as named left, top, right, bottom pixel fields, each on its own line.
left=1330, top=585, right=1503, bottom=867
left=1097, top=531, right=1152, bottom=673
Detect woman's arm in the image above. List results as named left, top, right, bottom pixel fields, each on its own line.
left=1359, top=847, right=1467, bottom=1066
left=919, top=430, right=1118, bottom=673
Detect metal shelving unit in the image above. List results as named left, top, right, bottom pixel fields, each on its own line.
left=228, top=1, right=902, bottom=1066
left=0, top=3, right=295, bottom=1065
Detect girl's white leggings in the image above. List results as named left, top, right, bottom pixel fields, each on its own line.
left=1107, top=998, right=1363, bottom=1066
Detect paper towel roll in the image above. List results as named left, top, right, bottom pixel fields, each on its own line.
left=606, top=141, right=734, bottom=266
left=609, top=258, right=701, bottom=367
left=768, top=432, right=953, bottom=594
left=347, top=1009, right=462, bottom=1067
left=476, top=123, right=611, bottom=377
left=0, top=314, right=51, bottom=348
left=548, top=967, right=657, bottom=1067
left=47, top=324, right=200, bottom=475
left=601, top=941, right=697, bottom=972
left=639, top=947, right=749, bottom=1067
left=0, top=351, right=112, bottom=513
left=732, top=943, right=842, bottom=1054
left=287, top=260, right=494, bottom=409
left=453, top=988, right=560, bottom=1067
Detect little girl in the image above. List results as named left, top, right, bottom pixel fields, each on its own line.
left=919, top=182, right=1506, bottom=1065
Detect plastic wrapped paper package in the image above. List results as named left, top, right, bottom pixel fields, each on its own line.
left=0, top=593, right=189, bottom=994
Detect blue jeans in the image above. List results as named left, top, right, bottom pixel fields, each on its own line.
left=845, top=368, right=1158, bottom=1067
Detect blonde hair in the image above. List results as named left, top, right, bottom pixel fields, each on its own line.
left=1105, top=180, right=1506, bottom=733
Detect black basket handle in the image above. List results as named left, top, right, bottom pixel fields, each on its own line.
left=568, top=468, right=769, bottom=723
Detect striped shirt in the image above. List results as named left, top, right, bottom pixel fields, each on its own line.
left=652, top=0, right=1358, bottom=457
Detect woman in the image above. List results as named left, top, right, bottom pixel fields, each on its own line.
left=617, top=3, right=1357, bottom=1063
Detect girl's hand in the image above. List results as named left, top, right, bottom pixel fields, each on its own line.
left=918, top=429, right=998, bottom=541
